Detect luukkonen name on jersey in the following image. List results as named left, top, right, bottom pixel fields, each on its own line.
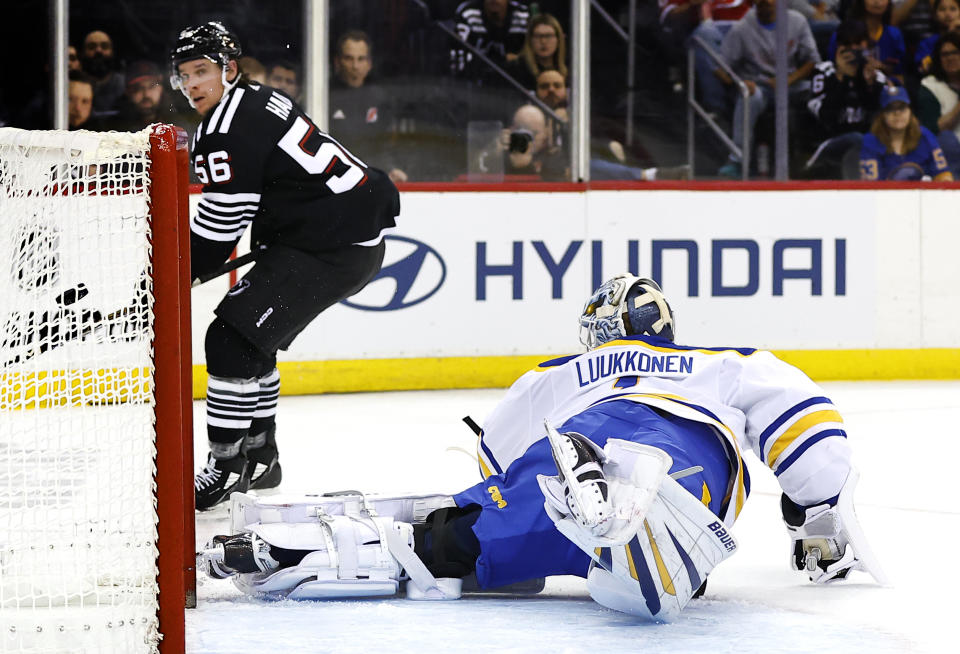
left=575, top=351, right=694, bottom=387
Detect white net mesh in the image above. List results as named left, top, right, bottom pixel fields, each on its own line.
left=0, top=128, right=161, bottom=653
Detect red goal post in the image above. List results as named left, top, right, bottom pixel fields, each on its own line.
left=0, top=124, right=194, bottom=654
left=151, top=123, right=197, bottom=653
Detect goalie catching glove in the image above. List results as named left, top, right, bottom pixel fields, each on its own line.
left=537, top=421, right=737, bottom=621
left=781, top=467, right=888, bottom=585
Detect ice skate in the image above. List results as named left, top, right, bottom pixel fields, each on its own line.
left=195, top=453, right=250, bottom=511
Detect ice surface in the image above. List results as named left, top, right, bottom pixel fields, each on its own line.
left=188, top=382, right=960, bottom=654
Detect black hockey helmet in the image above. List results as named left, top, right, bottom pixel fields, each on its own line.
left=169, top=21, right=241, bottom=90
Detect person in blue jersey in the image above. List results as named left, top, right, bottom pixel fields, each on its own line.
left=198, top=274, right=886, bottom=621
left=169, top=22, right=399, bottom=511
left=828, top=0, right=907, bottom=80
left=914, top=0, right=960, bottom=75
left=860, top=83, right=955, bottom=179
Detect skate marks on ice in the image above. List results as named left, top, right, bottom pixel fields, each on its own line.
left=187, top=590, right=910, bottom=654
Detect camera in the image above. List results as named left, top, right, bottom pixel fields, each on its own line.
left=508, top=129, right=534, bottom=154
left=850, top=48, right=867, bottom=67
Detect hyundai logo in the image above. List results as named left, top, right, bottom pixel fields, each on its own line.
left=341, top=235, right=446, bottom=311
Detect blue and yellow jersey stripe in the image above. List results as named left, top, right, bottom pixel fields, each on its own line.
left=758, top=397, right=846, bottom=474
left=535, top=353, right=580, bottom=370
left=598, top=335, right=758, bottom=357
left=476, top=431, right=503, bottom=479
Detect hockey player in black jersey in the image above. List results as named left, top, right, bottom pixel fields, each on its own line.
left=170, top=22, right=399, bottom=510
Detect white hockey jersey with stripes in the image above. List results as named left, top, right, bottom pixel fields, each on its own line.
left=478, top=335, right=852, bottom=526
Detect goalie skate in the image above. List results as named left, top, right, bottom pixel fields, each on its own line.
left=200, top=533, right=279, bottom=579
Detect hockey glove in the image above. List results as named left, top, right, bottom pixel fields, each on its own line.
left=781, top=467, right=888, bottom=585
left=537, top=420, right=671, bottom=545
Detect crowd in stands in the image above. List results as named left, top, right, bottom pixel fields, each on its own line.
left=656, top=0, right=958, bottom=179
left=15, top=0, right=960, bottom=182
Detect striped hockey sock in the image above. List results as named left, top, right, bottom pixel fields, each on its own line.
left=243, top=368, right=283, bottom=490
left=206, top=375, right=259, bottom=456
left=246, top=368, right=280, bottom=448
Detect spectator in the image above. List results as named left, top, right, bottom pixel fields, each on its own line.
left=859, top=83, right=954, bottom=178
left=715, top=0, right=821, bottom=178
left=329, top=30, right=408, bottom=183
left=914, top=0, right=960, bottom=74
left=15, top=46, right=84, bottom=129
left=238, top=56, right=266, bottom=85
left=68, top=70, right=98, bottom=130
left=68, top=45, right=81, bottom=72
left=508, top=13, right=567, bottom=90
left=501, top=103, right=567, bottom=180
left=916, top=30, right=960, bottom=174
left=529, top=69, right=687, bottom=180
left=266, top=60, right=301, bottom=101
left=333, top=31, right=372, bottom=88
left=804, top=20, right=886, bottom=178
left=788, top=0, right=842, bottom=57
left=80, top=29, right=124, bottom=119
left=105, top=60, right=182, bottom=132
left=658, top=0, right=752, bottom=114
left=891, top=0, right=936, bottom=52
left=827, top=0, right=907, bottom=80
left=534, top=68, right=567, bottom=110
left=451, top=0, right=530, bottom=87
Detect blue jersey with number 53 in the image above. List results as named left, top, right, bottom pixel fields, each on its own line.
left=859, top=126, right=949, bottom=181
left=188, top=82, right=398, bottom=280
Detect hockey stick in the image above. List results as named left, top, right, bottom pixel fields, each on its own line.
left=462, top=416, right=482, bottom=436
left=0, top=283, right=104, bottom=368
left=191, top=246, right=267, bottom=287
left=2, top=248, right=267, bottom=368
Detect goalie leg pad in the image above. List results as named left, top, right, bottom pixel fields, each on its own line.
left=584, top=475, right=736, bottom=620
left=229, top=490, right=457, bottom=535
left=217, top=493, right=462, bottom=601
left=233, top=514, right=461, bottom=600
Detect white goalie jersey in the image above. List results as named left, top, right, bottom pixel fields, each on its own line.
left=478, top=335, right=852, bottom=526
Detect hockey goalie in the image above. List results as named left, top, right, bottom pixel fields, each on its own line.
left=198, top=273, right=886, bottom=620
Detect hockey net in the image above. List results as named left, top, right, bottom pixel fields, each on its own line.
left=0, top=125, right=194, bottom=654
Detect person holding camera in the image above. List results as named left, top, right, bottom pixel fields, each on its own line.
left=501, top=103, right=568, bottom=180
left=804, top=20, right=887, bottom=178
left=826, top=0, right=907, bottom=82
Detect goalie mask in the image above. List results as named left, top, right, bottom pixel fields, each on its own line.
left=579, top=274, right=675, bottom=350
left=169, top=21, right=242, bottom=96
